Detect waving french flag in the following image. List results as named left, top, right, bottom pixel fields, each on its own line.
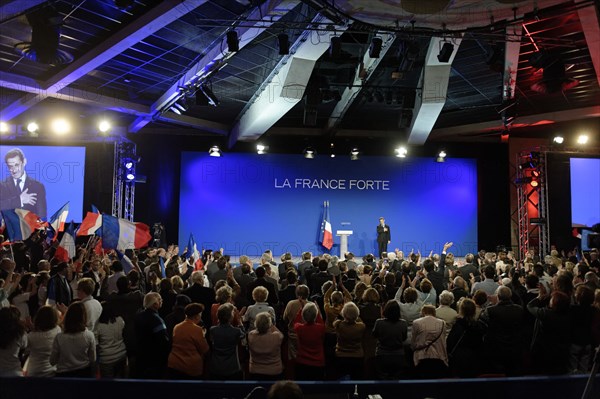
left=1, top=209, right=45, bottom=241
left=77, top=212, right=102, bottom=236
left=101, top=215, right=151, bottom=250
left=55, top=222, right=76, bottom=262
left=48, top=202, right=69, bottom=240
left=184, top=233, right=203, bottom=270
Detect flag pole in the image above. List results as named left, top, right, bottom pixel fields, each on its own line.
left=9, top=242, right=14, bottom=261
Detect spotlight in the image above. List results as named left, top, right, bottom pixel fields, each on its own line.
left=51, top=118, right=71, bottom=135
left=226, top=30, right=239, bottom=52
left=304, top=147, right=315, bottom=159
left=395, top=146, right=408, bottom=158
left=98, top=120, right=111, bottom=133
left=577, top=134, right=589, bottom=145
left=530, top=179, right=539, bottom=188
left=436, top=150, right=447, bottom=163
left=27, top=122, right=39, bottom=133
left=552, top=136, right=564, bottom=144
left=123, top=159, right=134, bottom=170
left=125, top=172, right=135, bottom=181
left=437, top=42, right=454, bottom=63
left=277, top=33, right=289, bottom=55
left=350, top=148, right=360, bottom=161
left=0, top=122, right=8, bottom=134
left=256, top=144, right=268, bottom=155
left=369, top=37, right=383, bottom=58
left=208, top=145, right=222, bottom=157
left=330, top=143, right=335, bottom=158
left=531, top=170, right=541, bottom=178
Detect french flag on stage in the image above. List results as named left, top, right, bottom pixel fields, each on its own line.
left=77, top=212, right=102, bottom=236
left=0, top=209, right=45, bottom=241
left=101, top=215, right=151, bottom=251
left=55, top=222, right=76, bottom=262
left=186, top=233, right=203, bottom=270
left=48, top=202, right=69, bottom=240
left=320, top=201, right=333, bottom=250
left=159, top=256, right=167, bottom=278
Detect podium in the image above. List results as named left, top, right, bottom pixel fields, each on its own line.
left=336, top=230, right=353, bottom=257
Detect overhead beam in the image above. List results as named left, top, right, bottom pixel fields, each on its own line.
left=1, top=0, right=208, bottom=121
left=407, top=36, right=462, bottom=145
left=229, top=14, right=348, bottom=147
left=326, top=33, right=396, bottom=131
left=0, top=71, right=227, bottom=134
left=0, top=0, right=46, bottom=22
left=503, top=24, right=523, bottom=100
left=430, top=105, right=600, bottom=139
left=145, top=0, right=299, bottom=133
left=576, top=0, right=600, bottom=88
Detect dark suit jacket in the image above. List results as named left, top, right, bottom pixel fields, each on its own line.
left=377, top=224, right=391, bottom=243
left=182, top=283, right=216, bottom=328
left=246, top=277, right=278, bottom=306
left=0, top=176, right=47, bottom=218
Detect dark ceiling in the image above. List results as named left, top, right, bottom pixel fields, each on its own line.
left=0, top=0, right=598, bottom=149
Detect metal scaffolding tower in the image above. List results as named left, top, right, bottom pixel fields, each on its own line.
left=112, top=140, right=137, bottom=221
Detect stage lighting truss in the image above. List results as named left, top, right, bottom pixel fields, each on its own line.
left=114, top=140, right=138, bottom=220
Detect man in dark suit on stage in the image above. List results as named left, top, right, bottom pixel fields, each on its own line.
left=1, top=148, right=47, bottom=218
left=376, top=217, right=391, bottom=258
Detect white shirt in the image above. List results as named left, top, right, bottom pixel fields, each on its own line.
left=50, top=329, right=96, bottom=374
left=80, top=295, right=103, bottom=332
left=94, top=317, right=126, bottom=364
left=24, top=326, right=61, bottom=377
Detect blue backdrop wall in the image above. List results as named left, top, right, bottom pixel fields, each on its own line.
left=179, top=153, right=477, bottom=257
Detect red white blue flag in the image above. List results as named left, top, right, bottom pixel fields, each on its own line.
left=0, top=209, right=45, bottom=241
left=55, top=222, right=76, bottom=262
left=320, top=201, right=333, bottom=250
left=77, top=212, right=102, bottom=236
left=48, top=202, right=69, bottom=240
left=186, top=233, right=203, bottom=270
left=101, top=215, right=151, bottom=251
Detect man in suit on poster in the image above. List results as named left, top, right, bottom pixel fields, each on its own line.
left=377, top=217, right=391, bottom=259
left=0, top=148, right=47, bottom=218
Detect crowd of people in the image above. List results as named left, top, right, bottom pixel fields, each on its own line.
left=1, top=234, right=599, bottom=381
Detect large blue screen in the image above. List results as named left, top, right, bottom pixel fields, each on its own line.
left=1, top=145, right=86, bottom=222
left=179, top=153, right=477, bottom=256
left=570, top=157, right=600, bottom=228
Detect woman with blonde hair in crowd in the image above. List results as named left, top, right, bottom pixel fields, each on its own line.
left=248, top=312, right=284, bottom=380
left=211, top=285, right=241, bottom=327
left=334, top=301, right=365, bottom=379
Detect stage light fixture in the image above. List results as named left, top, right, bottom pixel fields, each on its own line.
left=125, top=172, right=135, bottom=181
left=531, top=170, right=541, bottom=178
left=330, top=36, right=342, bottom=58
left=277, top=33, right=289, bottom=55
left=199, top=84, right=219, bottom=107
left=51, top=118, right=71, bottom=135
left=552, top=136, right=564, bottom=144
left=123, top=159, right=134, bottom=170
left=514, top=177, right=532, bottom=185
left=0, top=122, right=8, bottom=134
left=437, top=42, right=454, bottom=63
left=436, top=150, right=447, bottom=163
left=226, top=30, right=239, bottom=52
left=530, top=179, right=539, bottom=188
left=98, top=120, right=111, bottom=133
left=27, top=122, right=39, bottom=133
left=304, top=148, right=316, bottom=159
left=256, top=144, right=268, bottom=155
left=209, top=146, right=222, bottom=157
left=350, top=148, right=360, bottom=161
left=395, top=146, right=408, bottom=158
left=577, top=134, right=589, bottom=145
left=369, top=37, right=383, bottom=58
